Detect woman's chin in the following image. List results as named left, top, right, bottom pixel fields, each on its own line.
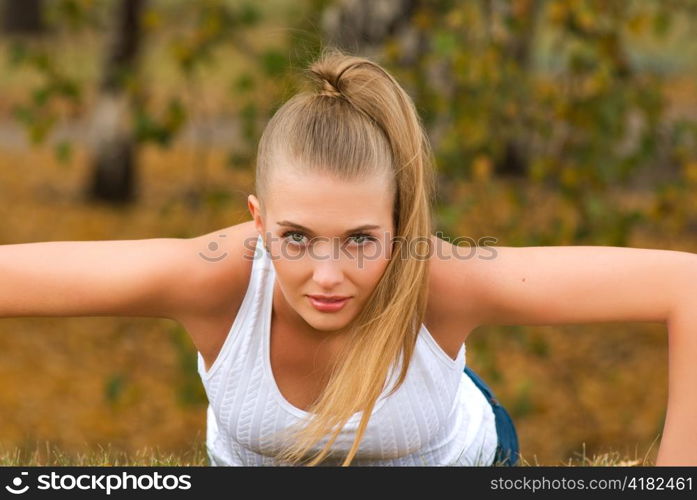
left=302, top=309, right=352, bottom=332
left=306, top=317, right=347, bottom=332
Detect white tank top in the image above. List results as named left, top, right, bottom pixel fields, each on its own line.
left=196, top=234, right=498, bottom=466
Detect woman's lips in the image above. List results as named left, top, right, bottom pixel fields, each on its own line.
left=307, top=295, right=351, bottom=312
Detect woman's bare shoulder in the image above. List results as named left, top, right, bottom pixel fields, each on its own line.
left=185, top=219, right=260, bottom=315
left=425, top=234, right=489, bottom=348
left=176, top=220, right=260, bottom=361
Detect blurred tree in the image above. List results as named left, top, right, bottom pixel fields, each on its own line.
left=1, top=0, right=46, bottom=35
left=6, top=0, right=271, bottom=205
left=322, top=0, right=419, bottom=59
left=483, top=0, right=544, bottom=176
left=6, top=0, right=697, bottom=235
left=87, top=0, right=145, bottom=203
left=379, top=0, right=697, bottom=244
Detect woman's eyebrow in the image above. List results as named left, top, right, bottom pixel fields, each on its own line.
left=276, top=220, right=381, bottom=235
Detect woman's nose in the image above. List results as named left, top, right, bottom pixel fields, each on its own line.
left=312, top=256, right=344, bottom=287
left=310, top=242, right=344, bottom=287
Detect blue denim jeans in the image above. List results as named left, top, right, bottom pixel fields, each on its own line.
left=463, top=366, right=520, bottom=466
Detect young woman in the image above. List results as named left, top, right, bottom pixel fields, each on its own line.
left=1, top=48, right=696, bottom=466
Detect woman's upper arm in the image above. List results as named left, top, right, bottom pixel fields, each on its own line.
left=0, top=221, right=257, bottom=322
left=431, top=237, right=697, bottom=329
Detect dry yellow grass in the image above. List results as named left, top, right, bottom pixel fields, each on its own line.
left=0, top=439, right=653, bottom=466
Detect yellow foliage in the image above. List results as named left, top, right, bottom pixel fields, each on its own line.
left=471, top=154, right=492, bottom=182
left=530, top=158, right=548, bottom=182
left=683, top=161, right=697, bottom=185
left=548, top=2, right=569, bottom=24
left=444, top=9, right=464, bottom=29
left=142, top=10, right=162, bottom=30
left=627, top=13, right=651, bottom=35
left=412, top=11, right=432, bottom=30
left=561, top=165, right=579, bottom=187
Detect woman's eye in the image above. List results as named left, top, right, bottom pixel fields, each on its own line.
left=350, top=234, right=366, bottom=244
left=349, top=234, right=376, bottom=245
left=283, top=231, right=307, bottom=244
left=281, top=231, right=376, bottom=246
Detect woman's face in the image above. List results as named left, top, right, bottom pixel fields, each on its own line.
left=248, top=166, right=395, bottom=334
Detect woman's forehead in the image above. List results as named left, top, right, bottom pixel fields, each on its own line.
left=267, top=171, right=393, bottom=215
left=270, top=163, right=391, bottom=190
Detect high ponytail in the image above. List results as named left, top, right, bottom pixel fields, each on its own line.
left=255, top=46, right=436, bottom=465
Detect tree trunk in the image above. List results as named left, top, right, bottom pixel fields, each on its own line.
left=1, top=0, right=45, bottom=35
left=488, top=0, right=543, bottom=177
left=321, top=0, right=419, bottom=59
left=86, top=0, right=145, bottom=204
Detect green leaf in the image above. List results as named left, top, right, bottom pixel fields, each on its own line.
left=433, top=30, right=457, bottom=57
left=261, top=49, right=287, bottom=77
left=227, top=151, right=251, bottom=170
left=232, top=73, right=255, bottom=93
left=653, top=11, right=671, bottom=38
left=32, top=87, right=52, bottom=106
left=54, top=141, right=73, bottom=164
left=8, top=42, right=28, bottom=66
left=104, top=373, right=126, bottom=404
left=165, top=97, right=187, bottom=131
left=238, top=2, right=261, bottom=26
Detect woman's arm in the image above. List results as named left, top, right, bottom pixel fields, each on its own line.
left=433, top=242, right=696, bottom=326
left=0, top=236, right=224, bottom=321
left=657, top=302, right=697, bottom=465
left=430, top=238, right=697, bottom=464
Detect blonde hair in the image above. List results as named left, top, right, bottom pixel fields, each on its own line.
left=254, top=46, right=436, bottom=466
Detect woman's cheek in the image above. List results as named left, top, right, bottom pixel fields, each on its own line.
left=361, top=258, right=389, bottom=284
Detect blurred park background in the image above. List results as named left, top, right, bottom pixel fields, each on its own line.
left=1, top=0, right=697, bottom=466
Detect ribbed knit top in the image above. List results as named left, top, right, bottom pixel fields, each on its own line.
left=196, top=235, right=498, bottom=465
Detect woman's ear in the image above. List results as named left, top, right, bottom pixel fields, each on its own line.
left=247, top=194, right=264, bottom=236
